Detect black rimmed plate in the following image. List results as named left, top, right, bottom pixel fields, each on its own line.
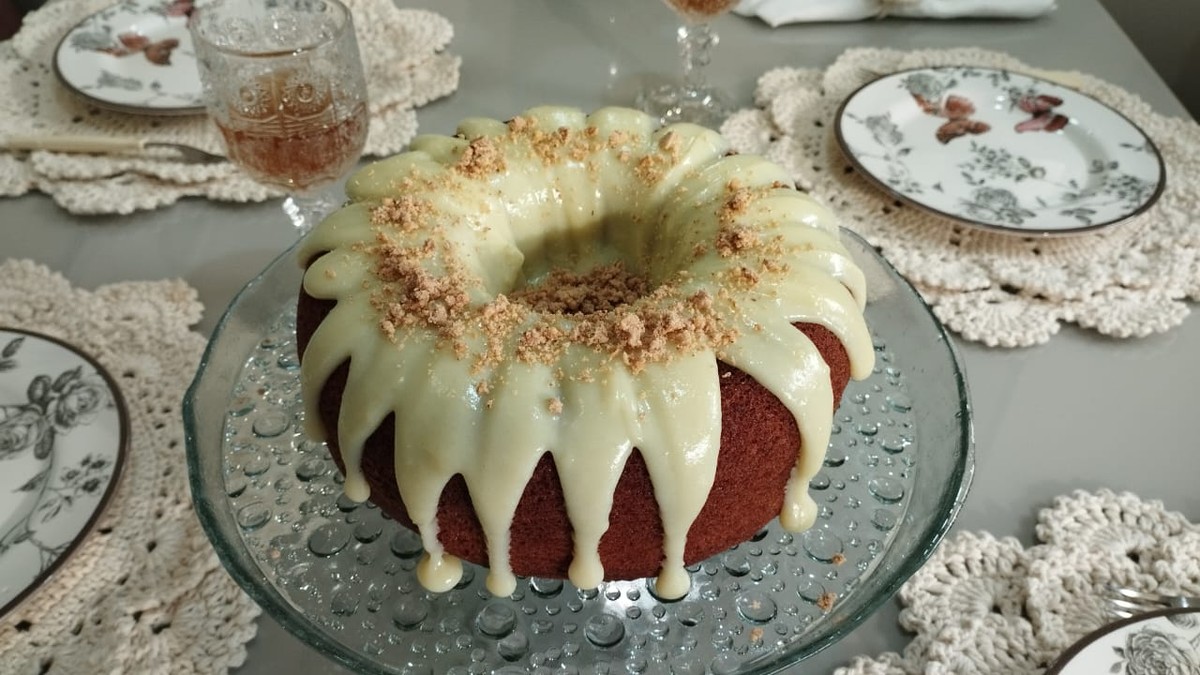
left=1047, top=608, right=1200, bottom=674
left=0, top=327, right=128, bottom=618
left=835, top=66, right=1165, bottom=237
left=53, top=0, right=205, bottom=116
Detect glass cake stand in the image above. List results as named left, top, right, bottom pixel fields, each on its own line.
left=184, top=230, right=974, bottom=675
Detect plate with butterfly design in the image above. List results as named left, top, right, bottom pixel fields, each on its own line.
left=834, top=66, right=1165, bottom=236
left=53, top=0, right=204, bottom=116
left=0, top=328, right=127, bottom=618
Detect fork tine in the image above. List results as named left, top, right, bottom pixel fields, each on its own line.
left=1106, top=597, right=1155, bottom=617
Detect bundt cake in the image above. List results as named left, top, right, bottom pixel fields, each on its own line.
left=295, top=106, right=875, bottom=600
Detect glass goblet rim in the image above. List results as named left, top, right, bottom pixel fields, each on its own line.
left=188, top=0, right=354, bottom=59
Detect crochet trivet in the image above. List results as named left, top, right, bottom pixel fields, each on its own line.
left=0, top=0, right=460, bottom=215
left=722, top=48, right=1200, bottom=347
left=0, top=260, right=260, bottom=674
left=835, top=490, right=1200, bottom=674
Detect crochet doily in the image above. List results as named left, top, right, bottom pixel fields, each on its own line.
left=0, top=0, right=460, bottom=215
left=836, top=489, right=1200, bottom=674
left=722, top=48, right=1200, bottom=347
left=0, top=260, right=260, bottom=674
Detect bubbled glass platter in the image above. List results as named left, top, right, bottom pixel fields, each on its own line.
left=184, top=230, right=974, bottom=675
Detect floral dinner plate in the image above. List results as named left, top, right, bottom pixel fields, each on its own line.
left=1046, top=608, right=1200, bottom=674
left=53, top=0, right=204, bottom=115
left=835, top=66, right=1165, bottom=236
left=0, top=328, right=127, bottom=618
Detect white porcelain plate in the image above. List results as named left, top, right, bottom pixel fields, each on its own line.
left=835, top=66, right=1166, bottom=236
left=1047, top=608, right=1200, bottom=674
left=53, top=0, right=204, bottom=115
left=0, top=328, right=127, bottom=618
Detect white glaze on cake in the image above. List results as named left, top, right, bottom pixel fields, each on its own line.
left=297, top=106, right=875, bottom=599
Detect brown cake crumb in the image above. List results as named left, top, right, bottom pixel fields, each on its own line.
left=748, top=627, right=764, bottom=644
left=455, top=137, right=505, bottom=178
left=817, top=592, right=837, bottom=612
left=475, top=380, right=491, bottom=396
left=831, top=552, right=846, bottom=565
left=546, top=397, right=563, bottom=414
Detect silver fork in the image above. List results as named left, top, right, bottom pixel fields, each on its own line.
left=1103, top=583, right=1200, bottom=620
left=2, top=134, right=226, bottom=164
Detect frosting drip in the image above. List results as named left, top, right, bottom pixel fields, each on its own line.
left=297, top=106, right=874, bottom=599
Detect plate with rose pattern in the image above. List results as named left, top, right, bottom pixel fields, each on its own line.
left=835, top=66, right=1165, bottom=236
left=1046, top=608, right=1200, bottom=674
left=0, top=328, right=127, bottom=618
left=53, top=0, right=203, bottom=115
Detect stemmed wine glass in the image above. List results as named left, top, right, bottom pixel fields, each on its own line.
left=189, top=0, right=369, bottom=233
left=636, top=0, right=741, bottom=128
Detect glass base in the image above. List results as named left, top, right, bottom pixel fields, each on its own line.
left=636, top=82, right=733, bottom=129
left=282, top=185, right=344, bottom=234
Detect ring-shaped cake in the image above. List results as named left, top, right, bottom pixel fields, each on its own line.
left=296, top=106, right=875, bottom=599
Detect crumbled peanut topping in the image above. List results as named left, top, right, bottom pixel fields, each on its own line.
left=370, top=236, right=472, bottom=345
left=507, top=116, right=532, bottom=133
left=476, top=294, right=528, bottom=371
left=607, top=130, right=631, bottom=148
left=357, top=119, right=795, bottom=380
left=715, top=226, right=760, bottom=258
left=455, top=137, right=506, bottom=177
left=510, top=263, right=648, bottom=315
left=371, top=195, right=433, bottom=233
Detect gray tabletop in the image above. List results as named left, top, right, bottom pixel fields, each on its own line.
left=2, top=0, right=1198, bottom=672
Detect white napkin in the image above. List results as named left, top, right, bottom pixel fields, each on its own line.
left=735, top=0, right=1056, bottom=25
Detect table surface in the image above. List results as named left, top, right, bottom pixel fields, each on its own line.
left=3, top=0, right=1199, bottom=673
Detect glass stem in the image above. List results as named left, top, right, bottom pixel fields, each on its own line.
left=678, top=22, right=718, bottom=95
left=282, top=184, right=343, bottom=234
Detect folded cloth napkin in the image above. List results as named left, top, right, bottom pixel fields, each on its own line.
left=735, top=0, right=1055, bottom=25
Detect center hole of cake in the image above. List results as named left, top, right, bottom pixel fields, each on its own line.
left=510, top=261, right=649, bottom=315
left=507, top=218, right=657, bottom=316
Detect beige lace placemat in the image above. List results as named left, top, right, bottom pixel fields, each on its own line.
left=836, top=489, right=1200, bottom=674
left=0, top=260, right=260, bottom=674
left=0, top=0, right=460, bottom=215
left=722, top=48, right=1200, bottom=347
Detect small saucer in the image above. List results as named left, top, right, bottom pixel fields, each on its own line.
left=835, top=66, right=1165, bottom=236
left=1047, top=608, right=1200, bottom=674
left=53, top=0, right=204, bottom=116
left=0, top=327, right=127, bottom=618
